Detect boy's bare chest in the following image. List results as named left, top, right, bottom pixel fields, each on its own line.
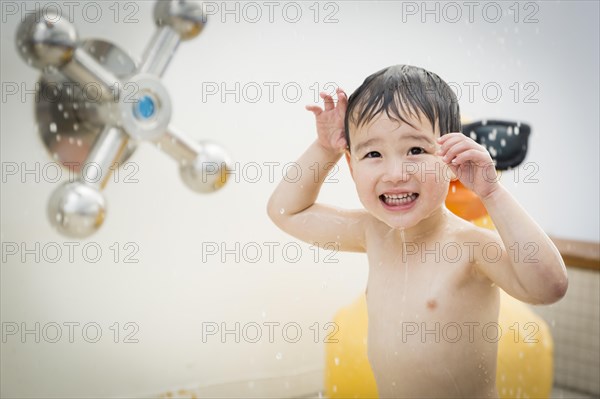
left=364, top=237, right=484, bottom=321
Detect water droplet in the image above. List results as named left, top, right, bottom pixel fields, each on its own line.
left=58, top=103, right=64, bottom=111
left=63, top=112, right=69, bottom=119
left=334, top=357, right=340, bottom=366
left=56, top=134, right=61, bottom=142
left=470, top=131, right=477, bottom=140
left=73, top=123, right=79, bottom=131
left=500, top=139, right=506, bottom=147
left=49, top=122, right=57, bottom=133
left=275, top=352, right=282, bottom=360
left=322, top=282, right=327, bottom=289
left=451, top=185, right=456, bottom=193
left=72, top=103, right=79, bottom=110
left=482, top=120, right=488, bottom=126
left=279, top=208, right=285, bottom=215
left=68, top=137, right=74, bottom=144
left=518, top=352, right=524, bottom=359
left=332, top=385, right=337, bottom=393
left=76, top=139, right=82, bottom=147
left=514, top=126, right=520, bottom=135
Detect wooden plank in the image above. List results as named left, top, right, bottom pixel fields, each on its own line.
left=550, top=237, right=600, bottom=271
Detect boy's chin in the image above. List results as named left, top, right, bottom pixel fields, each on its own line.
left=378, top=215, right=419, bottom=231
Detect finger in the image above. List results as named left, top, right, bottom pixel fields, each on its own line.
left=440, top=134, right=484, bottom=157
left=437, top=132, right=464, bottom=144
left=305, top=105, right=323, bottom=116
left=446, top=162, right=460, bottom=179
left=437, top=134, right=471, bottom=156
left=321, top=92, right=335, bottom=111
left=442, top=140, right=481, bottom=162
left=336, top=88, right=349, bottom=110
left=452, top=149, right=493, bottom=166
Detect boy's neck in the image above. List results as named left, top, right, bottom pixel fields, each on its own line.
left=388, top=206, right=451, bottom=243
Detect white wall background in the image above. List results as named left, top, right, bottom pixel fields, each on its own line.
left=1, top=1, right=598, bottom=397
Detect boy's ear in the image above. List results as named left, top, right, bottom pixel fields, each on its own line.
left=345, top=150, right=354, bottom=177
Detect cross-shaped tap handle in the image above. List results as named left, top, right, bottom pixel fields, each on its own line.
left=16, top=1, right=231, bottom=238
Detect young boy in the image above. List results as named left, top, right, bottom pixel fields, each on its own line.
left=267, top=65, right=567, bottom=398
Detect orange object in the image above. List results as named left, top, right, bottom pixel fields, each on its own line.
left=445, top=180, right=488, bottom=221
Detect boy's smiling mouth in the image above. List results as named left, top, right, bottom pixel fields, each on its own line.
left=380, top=192, right=419, bottom=209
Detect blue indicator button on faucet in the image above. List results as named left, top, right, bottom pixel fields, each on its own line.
left=133, top=95, right=156, bottom=120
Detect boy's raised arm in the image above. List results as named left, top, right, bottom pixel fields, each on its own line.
left=267, top=89, right=367, bottom=252
left=438, top=133, right=568, bottom=304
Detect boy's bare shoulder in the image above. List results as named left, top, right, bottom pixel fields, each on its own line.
left=446, top=212, right=502, bottom=245
left=444, top=212, right=506, bottom=282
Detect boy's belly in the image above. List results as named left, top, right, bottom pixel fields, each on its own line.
left=365, top=278, right=499, bottom=398
left=367, top=320, right=497, bottom=398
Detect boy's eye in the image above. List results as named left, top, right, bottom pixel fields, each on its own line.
left=408, top=147, right=426, bottom=155
left=364, top=151, right=381, bottom=159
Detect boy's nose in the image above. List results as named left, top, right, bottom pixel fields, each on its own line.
left=382, top=159, right=415, bottom=183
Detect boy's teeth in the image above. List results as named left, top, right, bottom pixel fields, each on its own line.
left=384, top=193, right=414, bottom=199
left=381, top=193, right=418, bottom=205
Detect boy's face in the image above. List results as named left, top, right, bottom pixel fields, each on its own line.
left=346, top=111, right=450, bottom=230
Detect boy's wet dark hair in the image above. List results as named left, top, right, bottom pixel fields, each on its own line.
left=344, top=65, right=461, bottom=151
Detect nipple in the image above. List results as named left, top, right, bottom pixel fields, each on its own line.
left=426, top=299, right=437, bottom=310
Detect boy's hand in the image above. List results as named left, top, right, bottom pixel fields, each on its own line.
left=305, top=87, right=348, bottom=154
left=437, top=133, right=499, bottom=200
